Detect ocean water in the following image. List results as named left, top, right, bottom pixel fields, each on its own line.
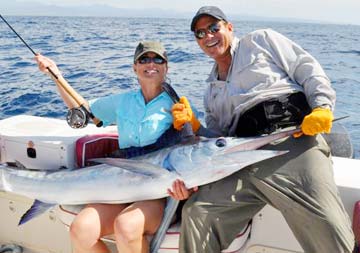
left=0, top=16, right=359, bottom=158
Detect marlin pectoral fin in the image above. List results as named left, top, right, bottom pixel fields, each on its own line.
left=91, top=158, right=170, bottom=177
left=18, top=200, right=55, bottom=226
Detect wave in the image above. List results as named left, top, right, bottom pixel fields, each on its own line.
left=337, top=50, right=360, bottom=55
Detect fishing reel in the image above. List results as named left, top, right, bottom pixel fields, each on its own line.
left=66, top=107, right=89, bottom=129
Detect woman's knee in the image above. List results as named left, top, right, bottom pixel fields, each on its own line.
left=114, top=214, right=144, bottom=243
left=70, top=216, right=100, bottom=245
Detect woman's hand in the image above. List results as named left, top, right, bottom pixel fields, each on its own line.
left=167, top=179, right=198, bottom=200
left=34, top=53, right=61, bottom=77
left=172, top=96, right=201, bottom=132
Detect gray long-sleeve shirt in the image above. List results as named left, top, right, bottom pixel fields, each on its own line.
left=203, top=29, right=336, bottom=136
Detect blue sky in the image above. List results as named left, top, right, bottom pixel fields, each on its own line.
left=3, top=0, right=360, bottom=25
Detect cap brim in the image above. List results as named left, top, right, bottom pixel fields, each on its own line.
left=191, top=14, right=225, bottom=31
left=134, top=50, right=167, bottom=63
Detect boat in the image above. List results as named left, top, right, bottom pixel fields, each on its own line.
left=0, top=115, right=359, bottom=253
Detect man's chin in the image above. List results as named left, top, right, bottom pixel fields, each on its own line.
left=206, top=49, right=222, bottom=59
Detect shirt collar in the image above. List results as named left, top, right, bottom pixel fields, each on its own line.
left=135, top=89, right=171, bottom=106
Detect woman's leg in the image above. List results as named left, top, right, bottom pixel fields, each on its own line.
left=70, top=203, right=128, bottom=253
left=114, top=198, right=166, bottom=253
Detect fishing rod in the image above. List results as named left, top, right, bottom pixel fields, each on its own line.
left=0, top=14, right=103, bottom=128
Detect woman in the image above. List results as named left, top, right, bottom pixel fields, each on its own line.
left=35, top=41, right=176, bottom=253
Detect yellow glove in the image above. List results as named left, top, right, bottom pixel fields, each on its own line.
left=295, top=107, right=333, bottom=137
left=172, top=96, right=201, bottom=132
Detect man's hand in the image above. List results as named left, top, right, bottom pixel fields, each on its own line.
left=294, top=107, right=333, bottom=137
left=167, top=179, right=198, bottom=200
left=172, top=96, right=201, bottom=132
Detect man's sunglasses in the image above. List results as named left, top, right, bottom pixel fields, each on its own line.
left=194, top=22, right=222, bottom=39
left=138, top=56, right=166, bottom=64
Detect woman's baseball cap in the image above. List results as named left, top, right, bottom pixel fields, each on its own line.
left=134, top=41, right=168, bottom=63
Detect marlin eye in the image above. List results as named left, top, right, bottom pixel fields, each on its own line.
left=215, top=138, right=226, bottom=147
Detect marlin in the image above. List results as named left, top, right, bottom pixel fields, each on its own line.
left=0, top=129, right=298, bottom=225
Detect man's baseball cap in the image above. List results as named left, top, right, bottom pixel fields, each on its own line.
left=190, top=6, right=228, bottom=31
left=134, top=41, right=168, bottom=63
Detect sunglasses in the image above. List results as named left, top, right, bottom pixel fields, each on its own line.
left=138, top=56, right=166, bottom=65
left=194, top=22, right=222, bottom=39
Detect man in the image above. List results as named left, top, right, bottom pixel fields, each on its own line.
left=170, top=6, right=355, bottom=253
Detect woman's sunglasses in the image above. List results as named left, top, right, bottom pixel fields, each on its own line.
left=138, top=56, right=166, bottom=65
left=194, top=22, right=222, bottom=39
